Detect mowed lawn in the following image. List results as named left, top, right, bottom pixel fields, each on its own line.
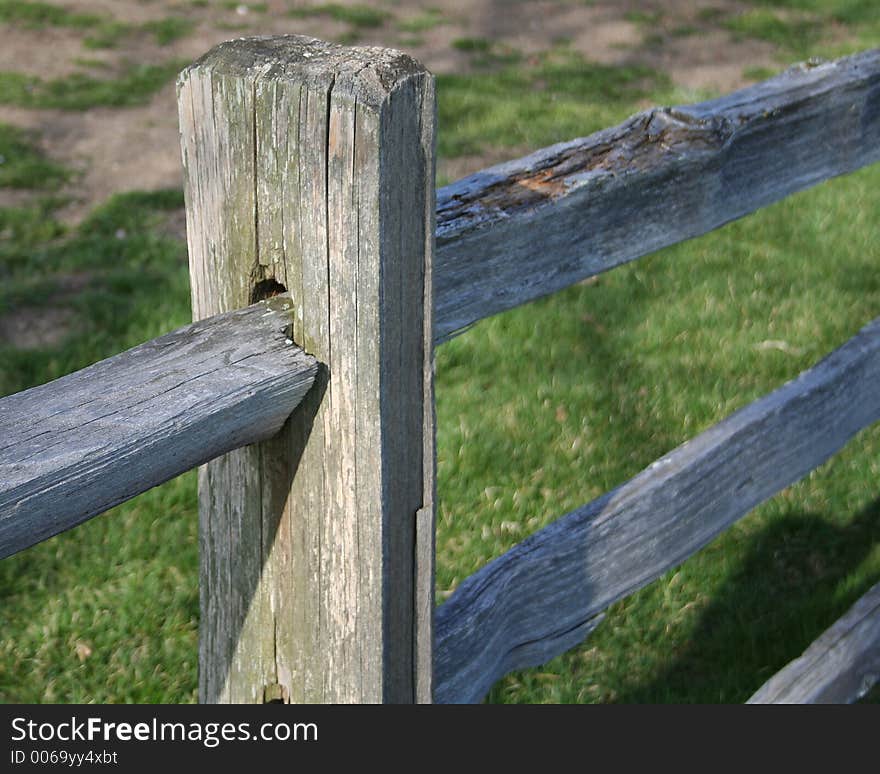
left=1, top=2, right=880, bottom=703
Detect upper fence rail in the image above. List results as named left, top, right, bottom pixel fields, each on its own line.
left=433, top=48, right=880, bottom=342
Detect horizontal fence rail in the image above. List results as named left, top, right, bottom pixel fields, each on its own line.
left=433, top=48, right=880, bottom=342
left=0, top=295, right=316, bottom=559
left=434, top=316, right=880, bottom=703
left=748, top=580, right=880, bottom=703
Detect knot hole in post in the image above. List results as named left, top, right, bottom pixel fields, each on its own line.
left=250, top=278, right=287, bottom=304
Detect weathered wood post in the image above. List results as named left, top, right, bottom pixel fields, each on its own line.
left=177, top=37, right=436, bottom=703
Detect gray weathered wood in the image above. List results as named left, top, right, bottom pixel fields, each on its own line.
left=178, top=36, right=436, bottom=703
left=747, top=580, right=880, bottom=703
left=0, top=296, right=317, bottom=560
left=434, top=48, right=880, bottom=342
left=434, top=316, right=880, bottom=703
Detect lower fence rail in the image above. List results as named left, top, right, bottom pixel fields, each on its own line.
left=435, top=316, right=880, bottom=703
left=748, top=580, right=880, bottom=703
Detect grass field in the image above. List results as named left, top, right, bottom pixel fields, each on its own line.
left=1, top=2, right=879, bottom=703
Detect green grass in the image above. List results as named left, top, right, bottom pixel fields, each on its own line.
left=0, top=0, right=101, bottom=29
left=0, top=124, right=68, bottom=189
left=143, top=17, right=196, bottom=46
left=0, top=478, right=198, bottom=702
left=0, top=61, right=187, bottom=110
left=451, top=36, right=493, bottom=53
left=0, top=2, right=196, bottom=49
left=725, top=9, right=824, bottom=56
left=82, top=20, right=134, bottom=50
left=726, top=2, right=880, bottom=58
left=624, top=9, right=664, bottom=26
left=448, top=36, right=526, bottom=69
left=744, top=0, right=880, bottom=25
left=743, top=64, right=781, bottom=81
left=0, top=190, right=190, bottom=393
left=397, top=8, right=447, bottom=34
left=72, top=57, right=113, bottom=71
left=288, top=3, right=388, bottom=28
left=1, top=24, right=879, bottom=705
left=437, top=50, right=669, bottom=157
left=0, top=1, right=126, bottom=49
left=221, top=0, right=268, bottom=11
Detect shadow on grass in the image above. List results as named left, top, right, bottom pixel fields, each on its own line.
left=614, top=497, right=880, bottom=703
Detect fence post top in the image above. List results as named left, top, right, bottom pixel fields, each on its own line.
left=179, top=35, right=431, bottom=107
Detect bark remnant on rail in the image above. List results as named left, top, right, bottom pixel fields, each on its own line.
left=434, top=49, right=880, bottom=342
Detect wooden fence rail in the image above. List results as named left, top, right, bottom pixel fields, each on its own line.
left=434, top=316, right=880, bottom=703
left=434, top=48, right=880, bottom=341
left=0, top=296, right=316, bottom=559
left=748, top=580, right=880, bottom=704
left=2, top=36, right=878, bottom=705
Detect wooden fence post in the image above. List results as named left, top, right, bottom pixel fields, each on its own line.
left=177, top=36, right=436, bottom=703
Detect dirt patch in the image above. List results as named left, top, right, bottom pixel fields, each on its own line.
left=0, top=0, right=788, bottom=224
left=0, top=26, right=96, bottom=80
left=644, top=28, right=778, bottom=94
left=0, top=273, right=91, bottom=350
left=0, top=188, right=42, bottom=209
left=0, top=306, right=76, bottom=349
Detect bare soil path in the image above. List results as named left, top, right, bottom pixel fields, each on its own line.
left=0, top=1, right=780, bottom=222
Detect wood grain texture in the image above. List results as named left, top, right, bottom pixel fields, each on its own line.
left=0, top=296, right=317, bottom=560
left=178, top=36, right=436, bottom=704
left=434, top=48, right=880, bottom=342
left=434, top=317, right=880, bottom=703
left=747, top=581, right=880, bottom=703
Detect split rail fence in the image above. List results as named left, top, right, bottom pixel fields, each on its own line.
left=2, top=36, right=879, bottom=704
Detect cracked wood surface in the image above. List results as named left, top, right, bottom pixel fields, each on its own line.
left=433, top=48, right=880, bottom=342
left=434, top=317, right=880, bottom=703
left=748, top=580, right=880, bottom=703
left=0, top=296, right=317, bottom=560
left=179, top=36, right=436, bottom=703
